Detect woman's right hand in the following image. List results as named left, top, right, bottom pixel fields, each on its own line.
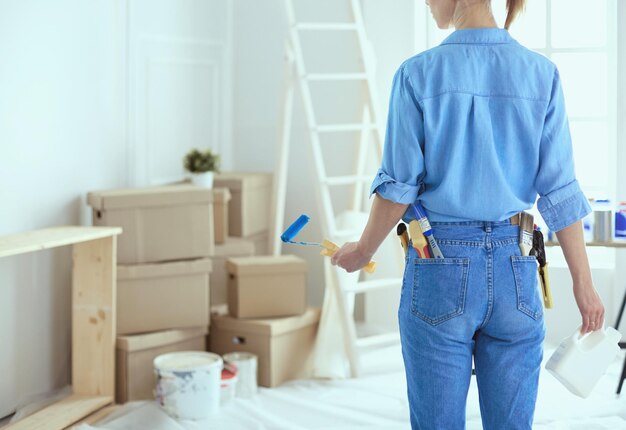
left=572, top=282, right=605, bottom=335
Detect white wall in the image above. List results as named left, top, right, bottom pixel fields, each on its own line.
left=0, top=0, right=232, bottom=419
left=0, top=1, right=125, bottom=418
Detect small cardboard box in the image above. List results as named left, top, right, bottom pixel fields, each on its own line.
left=117, top=258, right=212, bottom=335
left=209, top=307, right=320, bottom=387
left=213, top=188, right=231, bottom=244
left=214, top=172, right=273, bottom=237
left=227, top=255, right=307, bottom=319
left=209, top=237, right=255, bottom=307
left=88, top=185, right=215, bottom=264
left=116, top=327, right=207, bottom=403
left=245, top=230, right=270, bottom=255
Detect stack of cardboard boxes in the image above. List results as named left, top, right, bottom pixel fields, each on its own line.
left=87, top=171, right=321, bottom=400
left=210, top=173, right=321, bottom=388
left=209, top=255, right=321, bottom=388
left=88, top=184, right=216, bottom=403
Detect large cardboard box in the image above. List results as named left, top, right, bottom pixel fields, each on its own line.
left=227, top=255, right=307, bottom=319
left=117, top=258, right=212, bottom=335
left=214, top=172, right=272, bottom=237
left=88, top=185, right=214, bottom=264
left=213, top=187, right=231, bottom=244
left=209, top=307, right=320, bottom=387
left=209, top=237, right=255, bottom=307
left=116, top=327, right=207, bottom=403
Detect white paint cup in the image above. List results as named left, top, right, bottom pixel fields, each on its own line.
left=223, top=352, right=258, bottom=398
left=154, top=351, right=223, bottom=420
left=220, top=363, right=238, bottom=405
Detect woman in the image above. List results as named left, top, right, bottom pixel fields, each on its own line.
left=331, top=0, right=606, bottom=429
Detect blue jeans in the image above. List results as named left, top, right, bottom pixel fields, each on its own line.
left=398, top=219, right=546, bottom=430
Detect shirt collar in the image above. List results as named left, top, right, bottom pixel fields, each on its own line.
left=440, top=27, right=514, bottom=45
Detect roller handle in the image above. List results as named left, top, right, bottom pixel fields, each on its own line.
left=320, top=239, right=377, bottom=273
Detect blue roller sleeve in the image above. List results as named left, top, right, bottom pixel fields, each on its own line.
left=280, top=214, right=311, bottom=243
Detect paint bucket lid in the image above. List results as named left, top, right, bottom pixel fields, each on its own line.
left=221, top=363, right=238, bottom=380
left=154, top=351, right=223, bottom=372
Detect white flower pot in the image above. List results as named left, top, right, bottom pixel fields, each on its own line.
left=191, top=171, right=214, bottom=188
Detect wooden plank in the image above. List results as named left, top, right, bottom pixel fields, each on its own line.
left=546, top=240, right=626, bottom=248
left=72, top=236, right=116, bottom=397
left=5, top=395, right=112, bottom=430
left=66, top=405, right=121, bottom=429
left=0, top=226, right=121, bottom=258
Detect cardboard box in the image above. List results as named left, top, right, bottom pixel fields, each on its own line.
left=214, top=172, right=273, bottom=237
left=117, top=258, right=212, bottom=335
left=213, top=188, right=231, bottom=244
left=209, top=237, right=255, bottom=307
left=116, top=327, right=207, bottom=403
left=245, top=230, right=270, bottom=255
left=227, top=255, right=307, bottom=319
left=88, top=185, right=215, bottom=264
left=209, top=307, right=320, bottom=387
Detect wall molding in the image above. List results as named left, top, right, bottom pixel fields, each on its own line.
left=125, top=0, right=234, bottom=187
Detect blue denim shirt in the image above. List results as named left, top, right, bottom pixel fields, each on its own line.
left=370, top=27, right=591, bottom=232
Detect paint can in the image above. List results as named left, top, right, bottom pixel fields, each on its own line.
left=593, top=199, right=613, bottom=242
left=220, top=362, right=238, bottom=405
left=154, top=351, right=223, bottom=420
left=223, top=352, right=258, bottom=398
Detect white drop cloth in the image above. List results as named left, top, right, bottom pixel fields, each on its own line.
left=73, top=343, right=626, bottom=430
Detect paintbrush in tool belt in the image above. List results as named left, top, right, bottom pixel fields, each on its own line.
left=519, top=212, right=534, bottom=256
left=530, top=228, right=553, bottom=309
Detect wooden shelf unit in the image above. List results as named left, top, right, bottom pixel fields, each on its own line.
left=1, top=226, right=122, bottom=430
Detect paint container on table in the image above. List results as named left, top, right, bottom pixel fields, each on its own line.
left=593, top=199, right=613, bottom=242
left=223, top=352, right=258, bottom=398
left=220, top=362, right=238, bottom=405
left=615, top=201, right=626, bottom=240
left=154, top=351, right=223, bottom=420
left=545, top=325, right=622, bottom=398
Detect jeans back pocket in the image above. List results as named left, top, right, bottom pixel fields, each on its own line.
left=511, top=255, right=543, bottom=320
left=410, top=257, right=470, bottom=326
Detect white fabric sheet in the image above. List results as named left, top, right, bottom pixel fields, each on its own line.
left=74, top=344, right=626, bottom=430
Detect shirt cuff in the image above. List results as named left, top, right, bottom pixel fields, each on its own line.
left=537, top=180, right=592, bottom=232
left=369, top=169, right=420, bottom=204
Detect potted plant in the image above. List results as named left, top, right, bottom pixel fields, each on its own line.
left=183, top=148, right=220, bottom=188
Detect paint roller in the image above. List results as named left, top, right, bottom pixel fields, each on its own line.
left=281, top=214, right=376, bottom=273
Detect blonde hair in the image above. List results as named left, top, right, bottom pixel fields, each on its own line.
left=504, top=0, right=526, bottom=29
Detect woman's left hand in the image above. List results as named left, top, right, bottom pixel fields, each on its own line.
left=330, top=241, right=373, bottom=273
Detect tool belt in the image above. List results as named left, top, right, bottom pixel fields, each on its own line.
left=397, top=210, right=553, bottom=309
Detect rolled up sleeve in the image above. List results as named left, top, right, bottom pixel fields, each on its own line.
left=369, top=64, right=425, bottom=205
left=535, top=68, right=591, bottom=232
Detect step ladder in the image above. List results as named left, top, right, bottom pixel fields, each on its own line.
left=270, top=0, right=404, bottom=378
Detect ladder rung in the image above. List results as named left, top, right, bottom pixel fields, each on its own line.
left=295, top=23, right=358, bottom=31
left=356, top=332, right=400, bottom=348
left=330, top=228, right=362, bottom=239
left=344, top=278, right=402, bottom=294
left=324, top=175, right=371, bottom=186
left=316, top=123, right=377, bottom=133
left=305, top=73, right=368, bottom=81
